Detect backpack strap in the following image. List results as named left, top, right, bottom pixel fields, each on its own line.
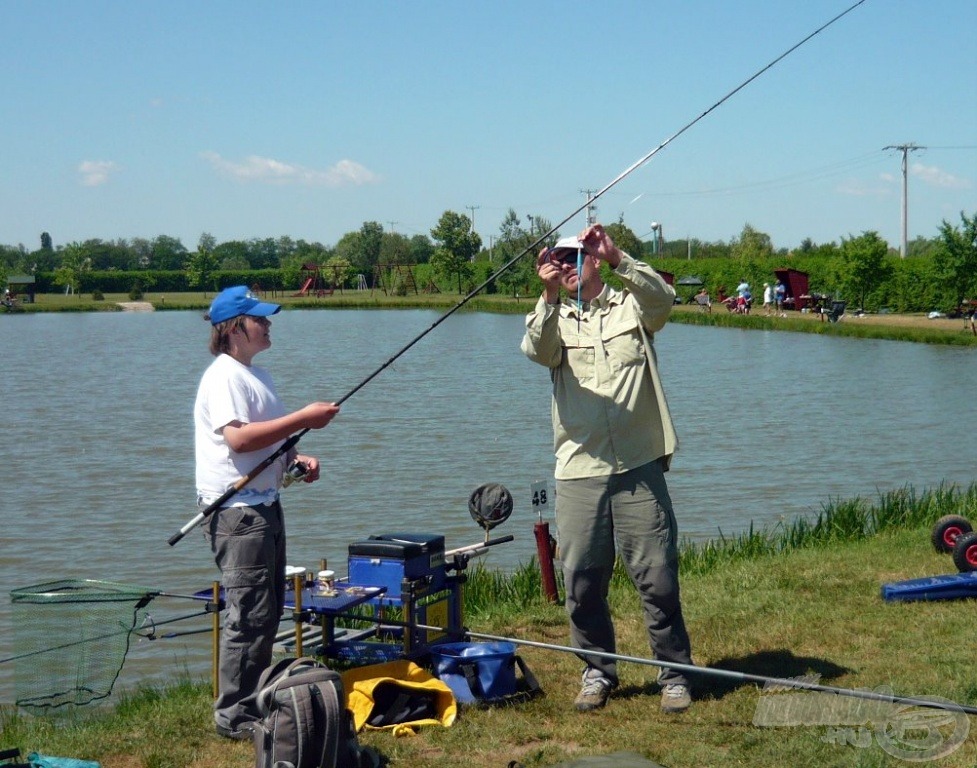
left=312, top=678, right=341, bottom=768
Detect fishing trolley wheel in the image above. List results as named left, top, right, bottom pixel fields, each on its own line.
left=931, top=515, right=973, bottom=553
left=952, top=531, right=977, bottom=573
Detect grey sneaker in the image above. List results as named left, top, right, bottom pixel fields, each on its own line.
left=575, top=672, right=614, bottom=711
left=661, top=683, right=692, bottom=713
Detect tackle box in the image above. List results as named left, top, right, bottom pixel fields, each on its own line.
left=347, top=533, right=446, bottom=595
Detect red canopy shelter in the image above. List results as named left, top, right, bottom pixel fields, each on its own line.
left=774, top=268, right=810, bottom=310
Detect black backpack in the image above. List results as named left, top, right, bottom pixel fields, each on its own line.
left=253, top=657, right=378, bottom=768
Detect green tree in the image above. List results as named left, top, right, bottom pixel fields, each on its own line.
left=53, top=242, right=92, bottom=295
left=430, top=210, right=480, bottom=293
left=359, top=221, right=384, bottom=271
left=409, top=235, right=434, bottom=264
left=150, top=235, right=188, bottom=270
left=731, top=223, right=774, bottom=261
left=213, top=240, right=251, bottom=270
left=934, top=211, right=977, bottom=309
left=493, top=209, right=548, bottom=298
left=839, top=231, right=893, bottom=311
left=605, top=222, right=643, bottom=261
left=185, top=233, right=220, bottom=295
left=380, top=232, right=411, bottom=265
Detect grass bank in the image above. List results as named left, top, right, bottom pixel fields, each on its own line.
left=3, top=483, right=977, bottom=767
left=8, top=290, right=977, bottom=347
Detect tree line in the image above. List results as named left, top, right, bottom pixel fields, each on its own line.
left=2, top=209, right=975, bottom=314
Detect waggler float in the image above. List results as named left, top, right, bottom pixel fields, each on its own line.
left=156, top=0, right=977, bottom=720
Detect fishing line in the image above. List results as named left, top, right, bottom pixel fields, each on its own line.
left=169, top=0, right=867, bottom=545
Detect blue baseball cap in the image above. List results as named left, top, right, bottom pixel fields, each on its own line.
left=208, top=286, right=281, bottom=325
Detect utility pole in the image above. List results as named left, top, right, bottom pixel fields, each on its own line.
left=386, top=221, right=398, bottom=234
left=580, top=189, right=598, bottom=225
left=465, top=205, right=480, bottom=233
left=883, top=143, right=924, bottom=258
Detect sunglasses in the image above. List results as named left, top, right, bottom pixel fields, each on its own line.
left=546, top=248, right=583, bottom=266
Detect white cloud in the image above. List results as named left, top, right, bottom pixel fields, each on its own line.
left=200, top=151, right=379, bottom=187
left=911, top=162, right=971, bottom=190
left=78, top=160, right=118, bottom=187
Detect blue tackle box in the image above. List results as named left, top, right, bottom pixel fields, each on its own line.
left=347, top=533, right=446, bottom=595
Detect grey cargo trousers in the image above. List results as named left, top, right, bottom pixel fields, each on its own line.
left=205, top=500, right=286, bottom=731
left=555, top=460, right=692, bottom=687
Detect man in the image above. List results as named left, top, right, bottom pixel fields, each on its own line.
left=520, top=224, right=693, bottom=714
left=194, top=286, right=339, bottom=739
left=774, top=280, right=787, bottom=316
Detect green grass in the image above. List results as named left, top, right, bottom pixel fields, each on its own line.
left=9, top=291, right=977, bottom=345
left=4, top=483, right=977, bottom=767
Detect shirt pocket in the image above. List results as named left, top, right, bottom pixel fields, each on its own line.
left=563, top=344, right=596, bottom=383
left=601, top=312, right=646, bottom=371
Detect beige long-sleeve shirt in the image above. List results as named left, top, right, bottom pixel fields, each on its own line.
left=521, top=254, right=678, bottom=480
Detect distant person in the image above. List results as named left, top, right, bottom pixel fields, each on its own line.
left=762, top=283, right=773, bottom=315
left=775, top=281, right=787, bottom=316
left=695, top=287, right=712, bottom=312
left=736, top=280, right=750, bottom=298
left=970, top=309, right=976, bottom=336
left=521, top=223, right=694, bottom=715
left=194, top=285, right=340, bottom=740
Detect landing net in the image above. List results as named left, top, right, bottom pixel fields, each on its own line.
left=9, top=579, right=158, bottom=710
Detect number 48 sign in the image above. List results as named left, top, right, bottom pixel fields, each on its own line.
left=531, top=480, right=549, bottom=521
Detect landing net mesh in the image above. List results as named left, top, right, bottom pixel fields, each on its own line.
left=9, top=579, right=157, bottom=710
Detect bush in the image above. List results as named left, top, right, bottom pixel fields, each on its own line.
left=91, top=290, right=104, bottom=301
left=128, top=285, right=144, bottom=300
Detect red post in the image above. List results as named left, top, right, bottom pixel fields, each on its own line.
left=534, top=521, right=560, bottom=604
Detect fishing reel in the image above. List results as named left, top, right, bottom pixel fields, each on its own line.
left=282, top=459, right=309, bottom=488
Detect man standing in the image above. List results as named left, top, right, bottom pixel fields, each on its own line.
left=775, top=280, right=787, bottom=316
left=195, top=286, right=340, bottom=739
left=520, top=224, right=693, bottom=714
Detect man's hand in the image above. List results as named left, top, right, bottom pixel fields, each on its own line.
left=579, top=223, right=622, bottom=268
left=536, top=247, right=564, bottom=303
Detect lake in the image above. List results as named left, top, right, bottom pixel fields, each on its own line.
left=0, top=308, right=972, bottom=702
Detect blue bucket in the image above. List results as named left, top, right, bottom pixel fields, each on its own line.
left=430, top=641, right=517, bottom=703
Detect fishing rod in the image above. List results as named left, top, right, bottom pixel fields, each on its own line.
left=310, top=608, right=976, bottom=716
left=463, top=630, right=977, bottom=717
left=168, top=0, right=867, bottom=547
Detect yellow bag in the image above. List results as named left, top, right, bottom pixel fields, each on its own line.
left=341, top=660, right=457, bottom=735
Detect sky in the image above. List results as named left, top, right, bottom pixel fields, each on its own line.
left=1, top=0, right=974, bottom=254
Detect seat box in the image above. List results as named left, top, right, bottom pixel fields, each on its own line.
left=347, top=533, right=446, bottom=594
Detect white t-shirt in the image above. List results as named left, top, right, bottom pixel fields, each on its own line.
left=194, top=353, right=287, bottom=506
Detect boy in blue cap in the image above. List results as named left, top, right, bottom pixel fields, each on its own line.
left=194, top=286, right=339, bottom=740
